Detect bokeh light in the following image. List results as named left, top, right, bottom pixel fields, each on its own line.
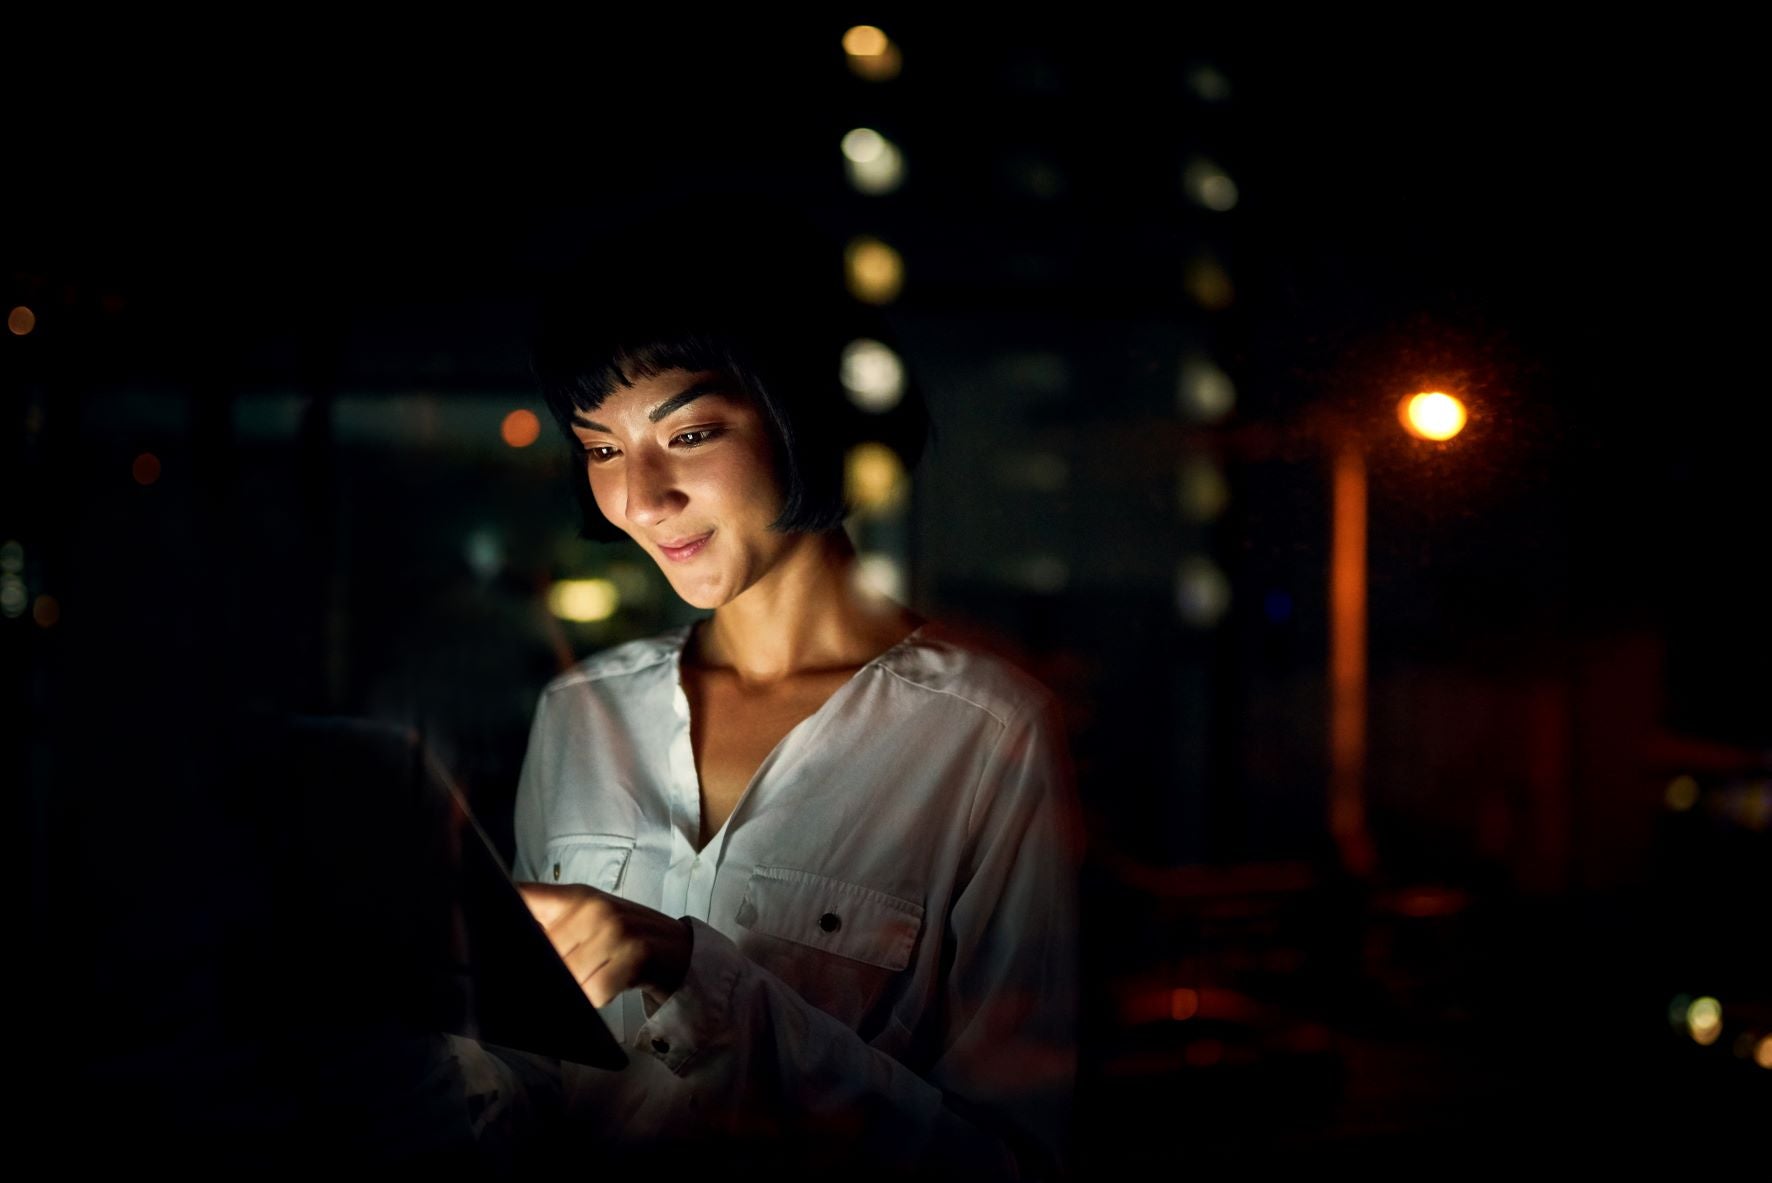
left=547, top=579, right=619, bottom=623
left=843, top=25, right=902, bottom=81
left=1399, top=391, right=1468, bottom=441
left=855, top=552, right=907, bottom=602
left=840, top=339, right=906, bottom=411
left=1187, top=64, right=1231, bottom=103
left=1686, top=996, right=1722, bottom=1045
left=1177, top=356, right=1236, bottom=422
left=463, top=530, right=504, bottom=581
left=845, top=442, right=907, bottom=512
left=1183, top=158, right=1239, bottom=211
left=1176, top=555, right=1232, bottom=626
left=501, top=408, right=541, bottom=448
left=841, top=128, right=906, bottom=194
left=1170, top=988, right=1200, bottom=1021
left=33, top=594, right=60, bottom=628
left=1757, top=1035, right=1772, bottom=1069
left=1664, top=774, right=1699, bottom=812
left=8, top=306, right=36, bottom=335
left=843, top=25, right=887, bottom=57
left=845, top=236, right=905, bottom=304
left=132, top=452, right=162, bottom=486
left=0, top=577, right=24, bottom=618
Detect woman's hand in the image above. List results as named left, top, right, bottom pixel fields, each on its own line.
left=516, top=882, right=694, bottom=1008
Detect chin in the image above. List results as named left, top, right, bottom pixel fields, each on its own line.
left=669, top=580, right=731, bottom=612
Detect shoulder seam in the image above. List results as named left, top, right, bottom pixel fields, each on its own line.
left=873, top=662, right=1014, bottom=730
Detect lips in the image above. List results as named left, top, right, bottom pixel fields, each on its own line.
left=657, top=531, right=712, bottom=562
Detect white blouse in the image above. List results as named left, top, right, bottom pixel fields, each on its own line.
left=511, top=619, right=1081, bottom=1177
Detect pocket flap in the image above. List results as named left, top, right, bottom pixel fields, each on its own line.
left=735, top=865, right=924, bottom=971
left=543, top=834, right=635, bottom=894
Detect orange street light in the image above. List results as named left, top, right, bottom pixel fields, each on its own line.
left=1328, top=388, right=1470, bottom=880
left=1398, top=391, right=1468, bottom=441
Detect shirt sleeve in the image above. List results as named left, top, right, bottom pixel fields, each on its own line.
left=633, top=691, right=1082, bottom=1178
left=510, top=688, right=554, bottom=884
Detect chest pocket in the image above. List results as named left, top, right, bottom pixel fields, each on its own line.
left=735, top=865, right=924, bottom=972
left=543, top=834, right=635, bottom=895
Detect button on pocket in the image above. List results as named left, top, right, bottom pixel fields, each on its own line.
left=543, top=834, right=636, bottom=895
left=735, top=865, right=922, bottom=971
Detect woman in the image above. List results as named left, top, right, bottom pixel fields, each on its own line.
left=510, top=207, right=1080, bottom=1178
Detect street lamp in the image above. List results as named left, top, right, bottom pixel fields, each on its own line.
left=1328, top=391, right=1467, bottom=880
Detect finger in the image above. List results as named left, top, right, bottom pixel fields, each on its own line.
left=557, top=905, right=620, bottom=967
left=568, top=946, right=615, bottom=1006
left=584, top=942, right=647, bottom=1009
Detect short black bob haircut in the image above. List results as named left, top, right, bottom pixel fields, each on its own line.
left=529, top=197, right=933, bottom=544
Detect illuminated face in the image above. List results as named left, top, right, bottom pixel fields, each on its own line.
left=570, top=368, right=796, bottom=610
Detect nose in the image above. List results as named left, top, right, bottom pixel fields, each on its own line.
left=621, top=448, right=684, bottom=528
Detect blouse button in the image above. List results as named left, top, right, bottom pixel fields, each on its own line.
left=552, top=863, right=561, bottom=881
left=819, top=912, right=842, bottom=933
left=651, top=1038, right=671, bottom=1055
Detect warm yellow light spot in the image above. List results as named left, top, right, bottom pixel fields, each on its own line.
left=1399, top=391, right=1468, bottom=441
left=1170, top=988, right=1199, bottom=1021
left=501, top=408, right=542, bottom=448
left=132, top=452, right=162, bottom=486
left=843, top=26, right=902, bottom=81
left=1665, top=774, right=1699, bottom=812
left=843, top=26, right=888, bottom=56
left=1757, top=1035, right=1772, bottom=1069
left=845, top=442, right=906, bottom=512
left=1687, top=996, right=1722, bottom=1045
left=846, top=236, right=905, bottom=304
left=33, top=595, right=60, bottom=628
left=547, top=579, right=619, bottom=623
left=8, top=306, right=36, bottom=335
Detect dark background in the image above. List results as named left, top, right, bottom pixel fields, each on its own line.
left=11, top=17, right=1768, bottom=1168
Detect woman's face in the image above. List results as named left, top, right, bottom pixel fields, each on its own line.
left=570, top=367, right=796, bottom=610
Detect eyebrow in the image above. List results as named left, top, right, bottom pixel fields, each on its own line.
left=571, top=379, right=736, bottom=433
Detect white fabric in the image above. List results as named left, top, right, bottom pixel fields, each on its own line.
left=512, top=620, right=1080, bottom=1176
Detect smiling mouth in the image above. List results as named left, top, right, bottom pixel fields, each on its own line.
left=657, top=531, right=712, bottom=562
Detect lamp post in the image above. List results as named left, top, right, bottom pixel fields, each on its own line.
left=1328, top=391, right=1467, bottom=881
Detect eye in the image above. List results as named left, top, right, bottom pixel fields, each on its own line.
left=581, top=443, right=620, bottom=463
left=672, top=427, right=726, bottom=448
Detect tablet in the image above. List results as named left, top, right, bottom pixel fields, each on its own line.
left=426, top=746, right=629, bottom=1070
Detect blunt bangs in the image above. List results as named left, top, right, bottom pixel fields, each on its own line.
left=528, top=198, right=931, bottom=545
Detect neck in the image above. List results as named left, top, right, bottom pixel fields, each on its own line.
left=691, top=528, right=922, bottom=685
